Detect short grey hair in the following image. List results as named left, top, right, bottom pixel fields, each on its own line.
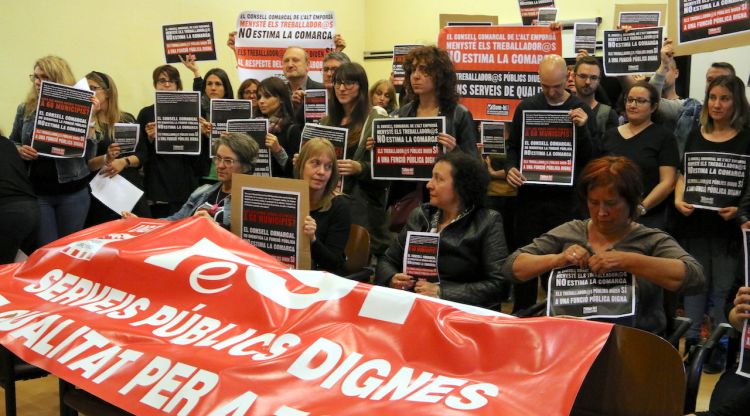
left=213, top=133, right=259, bottom=173
left=323, top=51, right=350, bottom=64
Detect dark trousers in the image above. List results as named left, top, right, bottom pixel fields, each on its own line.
left=0, top=199, right=40, bottom=264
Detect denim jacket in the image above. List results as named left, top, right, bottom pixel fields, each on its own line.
left=164, top=182, right=232, bottom=228
left=674, top=98, right=702, bottom=156
left=9, top=103, right=96, bottom=183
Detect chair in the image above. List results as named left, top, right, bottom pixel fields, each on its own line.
left=683, top=323, right=736, bottom=414
left=0, top=346, right=49, bottom=416
left=342, top=224, right=372, bottom=282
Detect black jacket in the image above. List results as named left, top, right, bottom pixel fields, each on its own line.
left=375, top=203, right=508, bottom=309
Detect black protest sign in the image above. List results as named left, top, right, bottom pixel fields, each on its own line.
left=683, top=152, right=749, bottom=209
left=603, top=27, right=663, bottom=75
left=155, top=91, right=201, bottom=155
left=392, top=44, right=422, bottom=93
left=163, top=22, right=216, bottom=63
left=300, top=124, right=348, bottom=160
left=618, top=11, right=661, bottom=28
left=240, top=187, right=302, bottom=269
left=226, top=119, right=270, bottom=176
left=518, top=0, right=556, bottom=25
left=371, top=117, right=445, bottom=181
left=210, top=99, right=253, bottom=156
left=678, top=0, right=750, bottom=44
left=481, top=122, right=506, bottom=156
left=31, top=81, right=93, bottom=158
left=304, top=89, right=328, bottom=124
left=113, top=124, right=140, bottom=154
left=574, top=23, right=598, bottom=55
left=403, top=232, right=440, bottom=284
left=547, top=267, right=635, bottom=319
left=520, top=110, right=575, bottom=185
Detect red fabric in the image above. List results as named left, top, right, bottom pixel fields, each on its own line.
left=0, top=218, right=612, bottom=415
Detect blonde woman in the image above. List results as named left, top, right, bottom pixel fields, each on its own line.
left=9, top=56, right=96, bottom=246
left=294, top=138, right=352, bottom=274
left=369, top=79, right=397, bottom=113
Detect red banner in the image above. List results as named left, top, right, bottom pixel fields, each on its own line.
left=0, top=218, right=612, bottom=415
left=438, top=26, right=562, bottom=122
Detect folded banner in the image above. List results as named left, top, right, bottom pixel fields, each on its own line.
left=0, top=218, right=612, bottom=415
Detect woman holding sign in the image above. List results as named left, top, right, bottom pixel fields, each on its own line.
left=599, top=81, right=679, bottom=231
left=9, top=55, right=97, bottom=247
left=502, top=156, right=703, bottom=334
left=322, top=62, right=390, bottom=261
left=376, top=152, right=507, bottom=309
left=257, top=77, right=301, bottom=178
left=294, top=138, right=351, bottom=274
left=123, top=132, right=258, bottom=229
left=673, top=75, right=750, bottom=352
left=84, top=71, right=150, bottom=225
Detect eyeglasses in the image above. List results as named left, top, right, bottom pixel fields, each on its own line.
left=157, top=78, right=175, bottom=86
left=323, top=66, right=339, bottom=73
left=213, top=155, right=238, bottom=167
left=626, top=97, right=651, bottom=106
left=334, top=80, right=358, bottom=89
left=575, top=73, right=600, bottom=82
left=29, top=74, right=49, bottom=82
left=90, top=85, right=105, bottom=92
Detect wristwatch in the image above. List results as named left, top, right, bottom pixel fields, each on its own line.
left=638, top=204, right=647, bottom=216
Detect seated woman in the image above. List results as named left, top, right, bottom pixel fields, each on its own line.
left=501, top=156, right=704, bottom=334
left=295, top=138, right=352, bottom=274
left=123, top=132, right=258, bottom=229
left=257, top=77, right=301, bottom=178
left=375, top=152, right=507, bottom=309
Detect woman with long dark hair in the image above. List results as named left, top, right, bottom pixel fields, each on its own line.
left=256, top=77, right=301, bottom=177
left=322, top=62, right=390, bottom=261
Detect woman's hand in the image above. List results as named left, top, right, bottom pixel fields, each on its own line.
left=101, top=158, right=127, bottom=178
left=415, top=279, right=440, bottom=298
left=559, top=244, right=590, bottom=268
left=588, top=251, right=631, bottom=274
left=675, top=200, right=694, bottom=216
left=266, top=133, right=282, bottom=153
left=733, top=287, right=750, bottom=319
left=718, top=206, right=737, bottom=221
left=227, top=31, right=237, bottom=51
left=179, top=53, right=201, bottom=77
left=437, top=133, right=457, bottom=152
left=303, top=215, right=317, bottom=242
left=18, top=144, right=38, bottom=161
left=506, top=167, right=526, bottom=188
left=291, top=89, right=305, bottom=107
left=199, top=117, right=212, bottom=136
left=91, top=95, right=101, bottom=114
left=337, top=159, right=362, bottom=176
left=389, top=273, right=415, bottom=290
left=365, top=136, right=375, bottom=151
left=193, top=209, right=215, bottom=220
left=122, top=211, right=138, bottom=219
left=145, top=122, right=156, bottom=141
left=292, top=153, right=299, bottom=167
left=333, top=34, right=347, bottom=52
left=484, top=156, right=506, bottom=179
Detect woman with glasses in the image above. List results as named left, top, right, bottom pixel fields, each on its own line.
left=599, top=81, right=679, bottom=230
left=123, top=132, right=258, bottom=228
left=84, top=71, right=150, bottom=225
left=9, top=56, right=97, bottom=247
left=321, top=62, right=391, bottom=262
left=136, top=65, right=211, bottom=218
left=237, top=78, right=261, bottom=115
left=256, top=77, right=301, bottom=178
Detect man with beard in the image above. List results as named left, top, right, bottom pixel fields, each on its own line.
left=572, top=56, right=619, bottom=147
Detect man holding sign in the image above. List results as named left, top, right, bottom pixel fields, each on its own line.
left=505, top=54, right=597, bottom=311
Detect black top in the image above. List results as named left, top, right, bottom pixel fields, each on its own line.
left=677, top=127, right=750, bottom=239
left=137, top=104, right=209, bottom=203
left=310, top=195, right=352, bottom=274
left=600, top=123, right=680, bottom=215
left=0, top=136, right=36, bottom=203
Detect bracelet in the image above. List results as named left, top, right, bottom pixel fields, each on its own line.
left=124, top=157, right=131, bottom=167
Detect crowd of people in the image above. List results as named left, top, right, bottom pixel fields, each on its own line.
left=2, top=25, right=750, bottom=415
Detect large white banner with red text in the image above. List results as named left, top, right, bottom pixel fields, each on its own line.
left=235, top=11, right=335, bottom=83
left=0, top=218, right=612, bottom=415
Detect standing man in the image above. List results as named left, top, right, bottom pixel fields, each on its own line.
left=573, top=56, right=619, bottom=142
left=321, top=51, right=350, bottom=90
left=505, top=54, right=597, bottom=313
